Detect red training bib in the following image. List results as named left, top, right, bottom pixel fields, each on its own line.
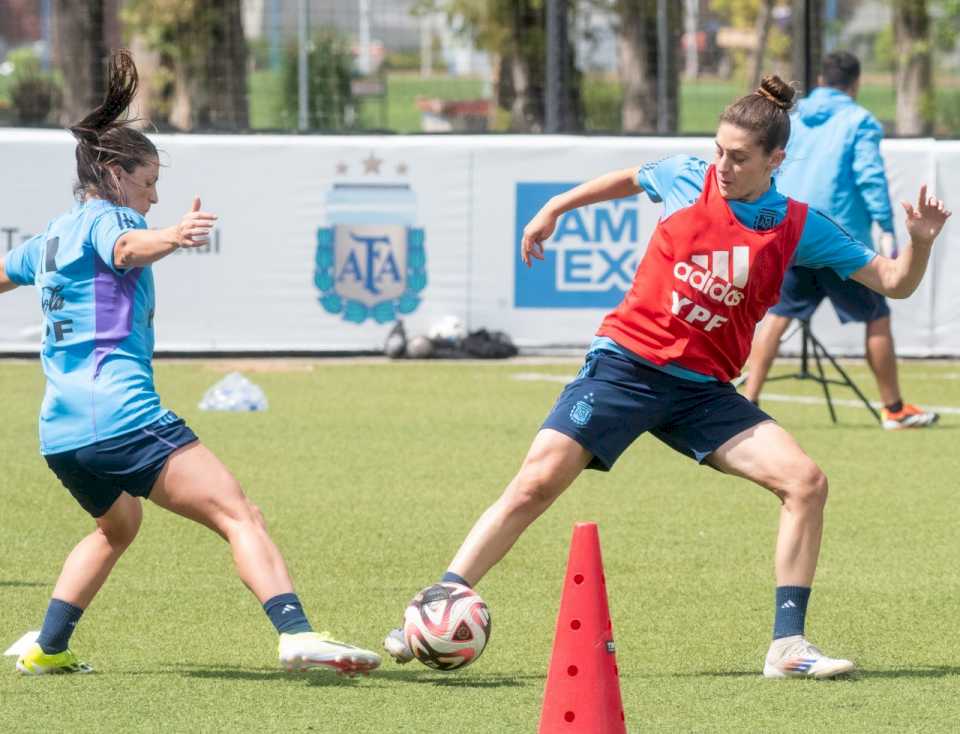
left=597, top=165, right=807, bottom=382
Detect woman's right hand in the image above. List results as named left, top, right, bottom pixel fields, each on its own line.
left=175, top=196, right=218, bottom=248
left=521, top=206, right=559, bottom=267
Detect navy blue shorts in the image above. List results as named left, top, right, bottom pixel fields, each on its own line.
left=770, top=265, right=890, bottom=324
left=542, top=350, right=773, bottom=470
left=44, top=412, right=199, bottom=518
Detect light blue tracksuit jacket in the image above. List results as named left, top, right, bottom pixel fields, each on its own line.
left=776, top=86, right=895, bottom=251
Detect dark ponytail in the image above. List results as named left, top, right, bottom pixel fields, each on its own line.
left=719, top=75, right=797, bottom=153
left=69, top=49, right=157, bottom=203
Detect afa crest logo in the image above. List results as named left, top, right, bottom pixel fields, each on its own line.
left=569, top=391, right=595, bottom=426
left=315, top=154, right=427, bottom=324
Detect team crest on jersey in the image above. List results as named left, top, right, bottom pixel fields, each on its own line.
left=315, top=153, right=427, bottom=324
left=569, top=391, right=595, bottom=426
left=570, top=401, right=592, bottom=426
left=753, top=208, right=778, bottom=230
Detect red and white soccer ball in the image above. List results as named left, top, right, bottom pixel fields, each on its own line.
left=403, top=582, right=492, bottom=671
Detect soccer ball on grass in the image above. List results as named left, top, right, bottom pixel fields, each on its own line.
left=402, top=582, right=491, bottom=671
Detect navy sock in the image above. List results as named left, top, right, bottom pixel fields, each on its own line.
left=773, top=586, right=811, bottom=640
left=441, top=571, right=472, bottom=588
left=263, top=593, right=312, bottom=635
left=37, top=598, right=84, bottom=654
left=886, top=400, right=904, bottom=413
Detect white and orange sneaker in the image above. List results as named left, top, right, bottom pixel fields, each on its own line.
left=763, top=635, right=855, bottom=679
left=881, top=403, right=939, bottom=430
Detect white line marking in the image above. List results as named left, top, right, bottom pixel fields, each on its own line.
left=510, top=372, right=960, bottom=415
left=757, top=393, right=960, bottom=415
left=4, top=630, right=39, bottom=657
left=513, top=372, right=569, bottom=384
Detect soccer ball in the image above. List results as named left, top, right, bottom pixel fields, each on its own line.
left=427, top=315, right=467, bottom=344
left=405, top=334, right=435, bottom=359
left=403, top=582, right=491, bottom=671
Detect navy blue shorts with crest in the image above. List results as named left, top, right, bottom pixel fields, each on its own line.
left=44, top=412, right=199, bottom=518
left=770, top=265, right=890, bottom=324
left=541, top=350, right=772, bottom=471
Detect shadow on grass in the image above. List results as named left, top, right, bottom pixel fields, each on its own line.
left=857, top=666, right=960, bottom=679
left=169, top=664, right=363, bottom=687
left=669, top=666, right=960, bottom=680
left=661, top=670, right=854, bottom=681
left=164, top=665, right=538, bottom=689
left=0, top=580, right=47, bottom=588
left=370, top=668, right=540, bottom=688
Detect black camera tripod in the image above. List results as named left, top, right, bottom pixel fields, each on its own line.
left=763, top=321, right=881, bottom=424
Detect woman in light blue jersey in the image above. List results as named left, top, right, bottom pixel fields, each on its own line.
left=0, top=50, right=380, bottom=677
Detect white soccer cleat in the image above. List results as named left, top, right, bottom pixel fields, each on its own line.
left=278, top=631, right=381, bottom=677
left=763, top=635, right=855, bottom=679
left=383, top=627, right=414, bottom=664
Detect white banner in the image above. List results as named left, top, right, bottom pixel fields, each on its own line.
left=0, top=130, right=957, bottom=355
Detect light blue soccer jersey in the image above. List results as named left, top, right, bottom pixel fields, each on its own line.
left=637, top=154, right=877, bottom=278
left=591, top=154, right=878, bottom=382
left=4, top=198, right=167, bottom=454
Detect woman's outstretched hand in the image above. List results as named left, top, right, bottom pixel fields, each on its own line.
left=902, top=184, right=951, bottom=248
left=175, top=196, right=218, bottom=248
left=520, top=207, right=558, bottom=267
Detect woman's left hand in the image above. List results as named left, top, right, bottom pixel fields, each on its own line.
left=903, top=185, right=951, bottom=248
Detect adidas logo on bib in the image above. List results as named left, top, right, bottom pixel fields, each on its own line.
left=691, top=245, right=750, bottom=287
left=671, top=245, right=750, bottom=332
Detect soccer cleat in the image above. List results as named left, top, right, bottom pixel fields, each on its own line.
left=383, top=627, right=414, bottom=664
left=16, top=643, right=93, bottom=675
left=278, top=631, right=381, bottom=676
left=763, top=635, right=855, bottom=679
left=881, top=403, right=939, bottom=430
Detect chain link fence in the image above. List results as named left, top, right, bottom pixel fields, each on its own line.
left=0, top=0, right=957, bottom=136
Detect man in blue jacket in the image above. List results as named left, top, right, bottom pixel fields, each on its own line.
left=743, top=51, right=937, bottom=430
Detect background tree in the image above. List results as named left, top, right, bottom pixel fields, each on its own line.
left=52, top=0, right=114, bottom=124
left=498, top=1, right=547, bottom=131
left=893, top=0, right=932, bottom=135
left=609, top=0, right=680, bottom=132
left=415, top=0, right=583, bottom=132
left=122, top=0, right=248, bottom=131
left=929, top=0, right=960, bottom=132
left=752, top=0, right=776, bottom=89
left=711, top=0, right=792, bottom=89
left=280, top=31, right=354, bottom=130
left=7, top=47, right=62, bottom=125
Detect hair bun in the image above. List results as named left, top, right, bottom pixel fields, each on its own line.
left=756, top=75, right=796, bottom=112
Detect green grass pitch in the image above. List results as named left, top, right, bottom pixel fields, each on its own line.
left=1, top=358, right=959, bottom=732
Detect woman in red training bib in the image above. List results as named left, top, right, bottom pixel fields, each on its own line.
left=384, top=76, right=950, bottom=678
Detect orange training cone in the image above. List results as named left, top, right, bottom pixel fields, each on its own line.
left=538, top=522, right=626, bottom=733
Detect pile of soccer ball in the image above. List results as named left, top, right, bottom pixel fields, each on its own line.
left=402, top=582, right=491, bottom=671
